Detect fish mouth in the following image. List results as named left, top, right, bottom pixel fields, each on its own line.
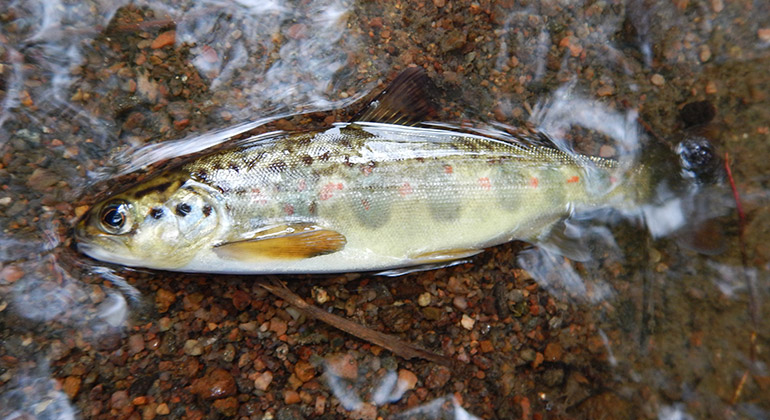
left=76, top=235, right=144, bottom=268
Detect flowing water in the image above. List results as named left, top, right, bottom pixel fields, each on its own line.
left=1, top=0, right=768, bottom=418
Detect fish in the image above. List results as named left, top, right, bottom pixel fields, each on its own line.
left=76, top=67, right=659, bottom=275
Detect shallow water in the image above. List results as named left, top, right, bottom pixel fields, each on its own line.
left=1, top=0, right=769, bottom=419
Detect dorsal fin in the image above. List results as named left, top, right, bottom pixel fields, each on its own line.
left=351, top=67, right=435, bottom=125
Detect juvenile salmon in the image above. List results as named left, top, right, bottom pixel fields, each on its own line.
left=75, top=68, right=649, bottom=274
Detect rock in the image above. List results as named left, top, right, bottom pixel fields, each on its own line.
left=422, top=307, right=442, bottom=321
left=397, top=369, right=418, bottom=391
left=294, top=360, right=316, bottom=382
left=27, top=168, right=59, bottom=190
left=460, top=314, right=475, bottom=330
left=440, top=30, right=466, bottom=53
left=544, top=342, right=563, bottom=361
left=760, top=28, right=770, bottom=42
left=254, top=371, right=273, bottom=391
left=479, top=340, right=494, bottom=353
left=183, top=339, right=203, bottom=356
left=231, top=290, right=251, bottom=310
left=453, top=296, right=468, bottom=310
left=650, top=74, right=665, bottom=86
left=425, top=365, right=451, bottom=389
left=151, top=31, right=176, bottom=49
left=326, top=353, right=358, bottom=380
left=63, top=376, right=81, bottom=399
left=190, top=368, right=236, bottom=400
left=417, top=292, right=431, bottom=307
left=155, top=289, right=176, bottom=313
left=128, top=334, right=145, bottom=355
left=110, top=390, right=130, bottom=409
left=212, top=397, right=239, bottom=416
left=284, top=390, right=300, bottom=404
left=155, top=403, right=170, bottom=415
left=351, top=402, right=377, bottom=420
left=269, top=318, right=287, bottom=336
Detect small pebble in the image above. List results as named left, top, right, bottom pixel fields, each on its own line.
left=650, top=74, right=665, bottom=86
left=128, top=334, right=145, bottom=355
left=284, top=390, right=300, bottom=404
left=212, top=397, right=239, bottom=416
left=294, top=361, right=316, bottom=382
left=312, top=286, right=330, bottom=304
left=155, top=403, right=170, bottom=415
left=327, top=353, right=358, bottom=380
left=190, top=368, right=236, bottom=400
left=398, top=369, right=418, bottom=391
left=254, top=371, right=274, bottom=391
left=111, top=390, right=130, bottom=409
left=453, top=296, right=468, bottom=310
left=352, top=402, right=377, bottom=420
left=183, top=339, right=203, bottom=356
left=158, top=317, right=172, bottom=332
left=460, top=314, right=475, bottom=330
left=417, top=292, right=431, bottom=307
left=63, top=376, right=81, bottom=399
left=479, top=340, right=494, bottom=353
left=699, top=45, right=712, bottom=62
left=760, top=28, right=770, bottom=42
left=269, top=318, right=287, bottom=336
left=425, top=365, right=451, bottom=389
left=314, top=395, right=326, bottom=415
left=596, top=85, right=614, bottom=97
left=231, top=290, right=251, bottom=310
left=155, top=289, right=176, bottom=313
left=544, top=342, right=563, bottom=361
left=151, top=31, right=176, bottom=49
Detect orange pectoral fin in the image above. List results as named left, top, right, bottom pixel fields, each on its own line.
left=214, top=225, right=347, bottom=261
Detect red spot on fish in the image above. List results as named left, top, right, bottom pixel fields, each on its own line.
left=250, top=188, right=267, bottom=205
left=529, top=177, right=539, bottom=188
left=361, top=199, right=371, bottom=211
left=478, top=177, right=491, bottom=190
left=399, top=182, right=413, bottom=196
left=567, top=176, right=580, bottom=184
left=283, top=203, right=294, bottom=215
left=609, top=176, right=617, bottom=184
left=362, top=166, right=372, bottom=176
left=297, top=179, right=306, bottom=191
left=319, top=182, right=344, bottom=200
left=444, top=165, right=453, bottom=174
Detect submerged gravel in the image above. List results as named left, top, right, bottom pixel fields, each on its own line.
left=1, top=1, right=769, bottom=419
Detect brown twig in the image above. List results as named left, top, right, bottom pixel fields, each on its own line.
left=725, top=153, right=759, bottom=404
left=724, top=153, right=747, bottom=265
left=257, top=278, right=455, bottom=367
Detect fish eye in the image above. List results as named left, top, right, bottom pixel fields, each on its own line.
left=98, top=201, right=132, bottom=234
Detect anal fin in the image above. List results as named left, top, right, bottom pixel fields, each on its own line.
left=214, top=224, right=346, bottom=261
left=376, top=248, right=483, bottom=277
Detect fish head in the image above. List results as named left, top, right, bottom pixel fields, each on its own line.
left=76, top=177, right=222, bottom=270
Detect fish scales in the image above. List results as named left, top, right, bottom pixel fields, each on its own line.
left=76, top=121, right=632, bottom=274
